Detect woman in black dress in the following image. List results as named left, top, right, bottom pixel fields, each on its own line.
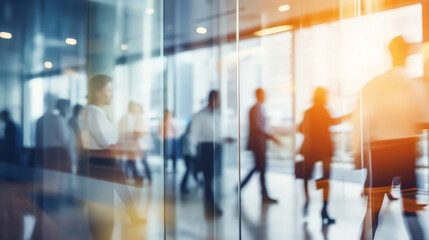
left=299, top=87, right=348, bottom=224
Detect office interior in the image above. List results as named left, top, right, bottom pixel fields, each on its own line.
left=0, top=0, right=428, bottom=239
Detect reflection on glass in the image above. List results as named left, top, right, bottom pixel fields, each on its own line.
left=0, top=0, right=428, bottom=239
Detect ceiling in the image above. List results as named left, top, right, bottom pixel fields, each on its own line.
left=0, top=0, right=421, bottom=78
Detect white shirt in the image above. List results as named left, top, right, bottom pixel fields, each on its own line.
left=118, top=113, right=154, bottom=151
left=361, top=67, right=429, bottom=142
left=80, top=105, right=118, bottom=150
left=118, top=113, right=136, bottom=144
left=189, top=107, right=223, bottom=144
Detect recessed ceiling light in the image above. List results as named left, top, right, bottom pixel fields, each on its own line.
left=65, top=38, right=77, bottom=45
left=278, top=5, right=291, bottom=12
left=145, top=8, right=155, bottom=14
left=254, top=25, right=293, bottom=37
left=196, top=27, right=207, bottom=35
left=44, top=61, right=53, bottom=69
left=0, top=32, right=12, bottom=39
left=121, top=44, right=128, bottom=51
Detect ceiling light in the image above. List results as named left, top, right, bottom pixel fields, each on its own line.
left=278, top=5, right=291, bottom=12
left=254, top=25, right=293, bottom=37
left=121, top=44, right=128, bottom=51
left=0, top=32, right=12, bottom=39
left=145, top=8, right=155, bottom=14
left=65, top=38, right=77, bottom=45
left=196, top=27, right=207, bottom=35
left=44, top=61, right=53, bottom=69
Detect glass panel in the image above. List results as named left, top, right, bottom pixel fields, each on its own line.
left=2, top=0, right=429, bottom=238
left=240, top=0, right=429, bottom=239
left=163, top=0, right=240, bottom=239
left=85, top=0, right=164, bottom=239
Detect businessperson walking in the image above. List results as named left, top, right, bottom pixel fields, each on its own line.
left=190, top=90, right=234, bottom=218
left=240, top=88, right=280, bottom=204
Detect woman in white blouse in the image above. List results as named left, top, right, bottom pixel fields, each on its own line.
left=80, top=75, right=144, bottom=240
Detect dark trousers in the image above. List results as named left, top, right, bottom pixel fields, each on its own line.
left=180, top=154, right=198, bottom=191
left=198, top=142, right=222, bottom=215
left=164, top=139, right=177, bottom=171
left=361, top=138, right=424, bottom=240
left=125, top=154, right=152, bottom=181
left=240, top=148, right=268, bottom=197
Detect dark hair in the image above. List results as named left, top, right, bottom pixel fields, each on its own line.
left=0, top=110, right=10, bottom=119
left=56, top=99, right=70, bottom=111
left=87, top=75, right=112, bottom=104
left=208, top=90, right=219, bottom=105
left=73, top=104, right=84, bottom=116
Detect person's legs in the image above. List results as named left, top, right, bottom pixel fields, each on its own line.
left=321, top=158, right=331, bottom=202
left=254, top=149, right=269, bottom=198
left=361, top=140, right=397, bottom=239
left=302, top=160, right=314, bottom=216
left=141, top=154, right=152, bottom=182
left=240, top=167, right=256, bottom=190
left=171, top=139, right=177, bottom=171
left=201, top=143, right=220, bottom=217
left=181, top=155, right=191, bottom=192
left=360, top=191, right=385, bottom=240
left=320, top=158, right=335, bottom=224
left=399, top=140, right=424, bottom=239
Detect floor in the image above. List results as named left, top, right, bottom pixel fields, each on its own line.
left=0, top=157, right=428, bottom=240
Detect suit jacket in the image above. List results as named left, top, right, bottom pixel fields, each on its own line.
left=247, top=103, right=272, bottom=152
left=299, top=106, right=334, bottom=161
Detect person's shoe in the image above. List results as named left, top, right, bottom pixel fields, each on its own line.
left=321, top=208, right=335, bottom=225
left=262, top=196, right=278, bottom=204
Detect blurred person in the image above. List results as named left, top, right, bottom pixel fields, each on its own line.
left=298, top=87, right=350, bottom=224
left=158, top=110, right=177, bottom=172
left=68, top=104, right=84, bottom=175
left=180, top=119, right=199, bottom=193
left=359, top=36, right=427, bottom=240
left=352, top=102, right=399, bottom=201
left=80, top=75, right=145, bottom=240
left=118, top=101, right=144, bottom=185
left=239, top=88, right=281, bottom=203
left=118, top=101, right=152, bottom=185
left=135, top=104, right=154, bottom=183
left=0, top=110, right=21, bottom=163
left=35, top=97, right=72, bottom=173
left=189, top=90, right=234, bottom=218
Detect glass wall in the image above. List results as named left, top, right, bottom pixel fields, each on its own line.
left=0, top=0, right=428, bottom=239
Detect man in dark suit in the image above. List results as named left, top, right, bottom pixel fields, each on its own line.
left=240, top=88, right=280, bottom=203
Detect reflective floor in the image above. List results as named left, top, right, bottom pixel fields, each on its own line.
left=1, top=155, right=427, bottom=240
